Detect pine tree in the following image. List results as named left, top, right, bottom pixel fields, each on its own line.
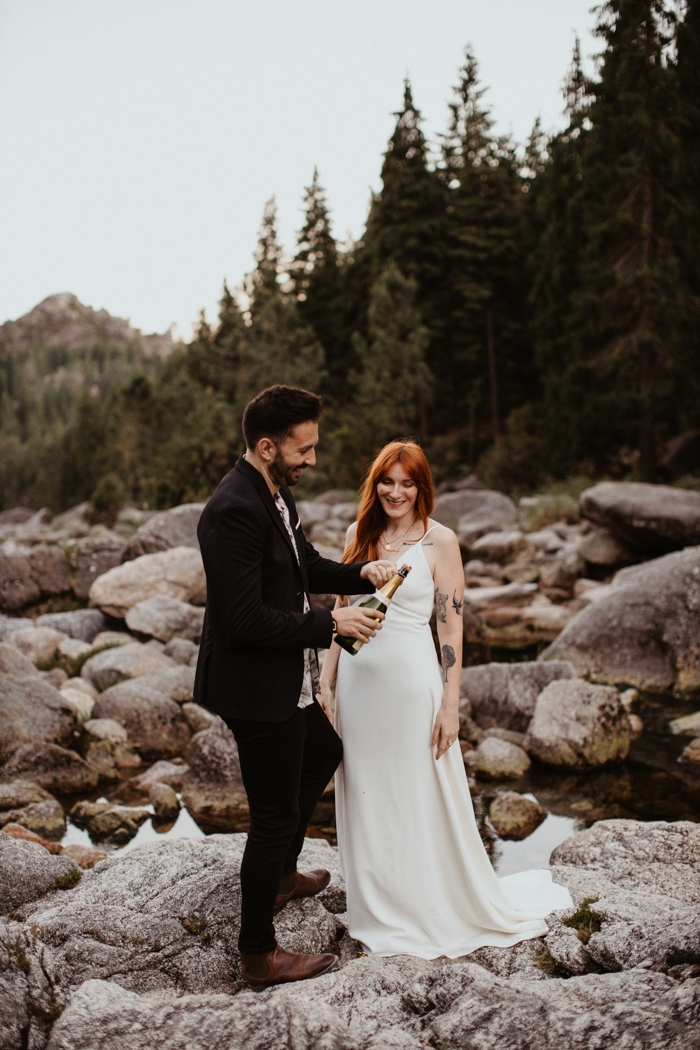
left=342, top=266, right=432, bottom=469
left=363, top=82, right=447, bottom=374
left=290, top=170, right=343, bottom=394
left=439, top=50, right=526, bottom=457
left=236, top=199, right=326, bottom=411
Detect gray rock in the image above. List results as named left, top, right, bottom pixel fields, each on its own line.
left=525, top=680, right=630, bottom=768
left=45, top=977, right=354, bottom=1050
left=0, top=917, right=66, bottom=1050
left=538, top=550, right=585, bottom=591
left=489, top=791, right=546, bottom=839
left=0, top=672, right=75, bottom=764
left=542, top=547, right=700, bottom=695
left=6, top=626, right=65, bottom=666
left=118, top=760, right=190, bottom=803
left=0, top=797, right=66, bottom=839
left=36, top=609, right=106, bottom=644
left=89, top=547, right=206, bottom=618
left=181, top=702, right=216, bottom=734
left=122, top=503, right=204, bottom=561
left=57, top=686, right=95, bottom=722
left=0, top=550, right=41, bottom=610
left=577, top=528, right=638, bottom=567
left=550, top=819, right=700, bottom=905
left=20, top=835, right=340, bottom=996
left=0, top=613, right=28, bottom=641
left=433, top=489, right=516, bottom=544
left=0, top=743, right=99, bottom=795
left=472, top=737, right=531, bottom=779
left=121, top=665, right=196, bottom=702
left=64, top=534, right=126, bottom=601
left=425, top=964, right=700, bottom=1050
left=148, top=782, right=180, bottom=822
left=78, top=718, right=140, bottom=779
left=92, top=681, right=190, bottom=760
left=470, top=530, right=531, bottom=563
left=461, top=660, right=577, bottom=732
left=0, top=781, right=53, bottom=813
left=0, top=833, right=80, bottom=915
left=0, top=642, right=39, bottom=678
left=125, top=595, right=204, bottom=642
left=580, top=480, right=700, bottom=553
left=81, top=642, right=176, bottom=691
left=669, top=711, right=700, bottom=737
left=163, top=636, right=199, bottom=664
left=69, top=801, right=150, bottom=846
left=180, top=720, right=248, bottom=829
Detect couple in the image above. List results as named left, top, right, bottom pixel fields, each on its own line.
left=194, top=384, right=571, bottom=990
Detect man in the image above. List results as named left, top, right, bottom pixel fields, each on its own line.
left=194, top=385, right=394, bottom=989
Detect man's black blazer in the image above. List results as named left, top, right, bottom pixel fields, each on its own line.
left=193, top=455, right=370, bottom=722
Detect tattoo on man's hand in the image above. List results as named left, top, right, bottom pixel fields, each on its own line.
left=441, top=644, right=456, bottom=682
left=452, top=590, right=463, bottom=616
left=435, top=588, right=448, bottom=623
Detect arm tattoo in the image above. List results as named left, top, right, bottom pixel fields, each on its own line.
left=434, top=587, right=448, bottom=623
left=441, top=644, right=456, bottom=682
left=452, top=590, right=463, bottom=616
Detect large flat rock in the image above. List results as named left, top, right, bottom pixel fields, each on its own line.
left=0, top=673, right=75, bottom=765
left=542, top=547, right=700, bottom=695
left=89, top=547, right=206, bottom=618
left=580, top=481, right=700, bottom=553
left=122, top=503, right=205, bottom=561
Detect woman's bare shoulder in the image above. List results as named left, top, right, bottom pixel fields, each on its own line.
left=346, top=520, right=358, bottom=539
left=425, top=520, right=458, bottom=547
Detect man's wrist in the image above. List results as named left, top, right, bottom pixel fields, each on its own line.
left=331, top=616, right=338, bottom=634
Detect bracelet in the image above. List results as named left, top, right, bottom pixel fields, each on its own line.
left=331, top=616, right=338, bottom=634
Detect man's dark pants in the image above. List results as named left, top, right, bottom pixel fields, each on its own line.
left=225, top=700, right=342, bottom=954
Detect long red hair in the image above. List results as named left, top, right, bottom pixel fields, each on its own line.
left=343, top=441, right=435, bottom=564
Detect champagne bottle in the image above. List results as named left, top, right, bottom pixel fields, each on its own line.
left=335, top=565, right=412, bottom=655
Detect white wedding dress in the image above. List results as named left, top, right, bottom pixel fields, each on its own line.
left=334, top=527, right=572, bottom=958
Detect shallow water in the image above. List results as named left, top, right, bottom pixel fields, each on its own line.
left=59, top=693, right=700, bottom=877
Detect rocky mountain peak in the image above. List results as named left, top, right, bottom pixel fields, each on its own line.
left=0, top=293, right=179, bottom=359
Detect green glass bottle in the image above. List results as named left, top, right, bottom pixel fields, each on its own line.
left=335, top=564, right=412, bottom=655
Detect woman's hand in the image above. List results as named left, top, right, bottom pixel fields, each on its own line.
left=432, top=705, right=460, bottom=760
left=360, top=560, right=396, bottom=588
left=319, top=680, right=334, bottom=722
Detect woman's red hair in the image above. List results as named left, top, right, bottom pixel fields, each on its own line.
left=342, top=441, right=435, bottom=564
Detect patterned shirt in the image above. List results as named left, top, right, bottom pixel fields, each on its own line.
left=273, top=492, right=318, bottom=709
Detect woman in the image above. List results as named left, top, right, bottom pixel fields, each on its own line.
left=319, top=441, right=571, bottom=959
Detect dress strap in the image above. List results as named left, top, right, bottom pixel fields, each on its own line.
left=420, top=523, right=441, bottom=544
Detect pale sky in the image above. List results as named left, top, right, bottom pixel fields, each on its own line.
left=0, top=1, right=599, bottom=340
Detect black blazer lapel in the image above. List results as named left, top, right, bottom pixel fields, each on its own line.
left=234, top=456, right=303, bottom=582
left=280, top=487, right=311, bottom=598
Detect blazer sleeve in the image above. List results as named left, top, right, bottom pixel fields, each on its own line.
left=302, top=533, right=371, bottom=595
left=202, top=504, right=333, bottom=649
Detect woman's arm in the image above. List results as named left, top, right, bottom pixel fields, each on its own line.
left=318, top=595, right=347, bottom=721
left=430, top=528, right=464, bottom=759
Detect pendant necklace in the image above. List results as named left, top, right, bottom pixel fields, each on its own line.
left=381, top=517, right=417, bottom=553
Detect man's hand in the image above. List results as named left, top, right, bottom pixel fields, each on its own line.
left=334, top=605, right=385, bottom=642
left=360, top=560, right=396, bottom=589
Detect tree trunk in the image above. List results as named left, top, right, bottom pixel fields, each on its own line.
left=486, top=306, right=499, bottom=443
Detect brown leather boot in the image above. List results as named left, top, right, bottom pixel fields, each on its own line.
left=240, top=944, right=339, bottom=989
left=274, top=868, right=331, bottom=914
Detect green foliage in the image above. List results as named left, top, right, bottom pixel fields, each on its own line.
left=562, top=897, right=601, bottom=944
left=87, top=472, right=126, bottom=526
left=55, top=868, right=83, bottom=890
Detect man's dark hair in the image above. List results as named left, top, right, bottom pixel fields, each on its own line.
left=242, top=385, right=322, bottom=450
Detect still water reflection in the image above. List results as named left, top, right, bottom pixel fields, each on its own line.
left=60, top=694, right=700, bottom=877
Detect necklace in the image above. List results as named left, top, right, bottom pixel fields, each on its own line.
left=381, top=517, right=418, bottom=553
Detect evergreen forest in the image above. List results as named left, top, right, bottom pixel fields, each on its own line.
left=2, top=0, right=700, bottom=512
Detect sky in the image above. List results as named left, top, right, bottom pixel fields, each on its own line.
left=0, top=1, right=600, bottom=340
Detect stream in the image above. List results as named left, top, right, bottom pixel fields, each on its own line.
left=58, top=693, right=700, bottom=877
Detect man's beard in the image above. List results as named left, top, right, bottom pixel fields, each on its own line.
left=269, top=446, right=305, bottom=487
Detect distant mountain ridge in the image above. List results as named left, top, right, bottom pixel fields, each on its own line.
left=0, top=293, right=180, bottom=360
